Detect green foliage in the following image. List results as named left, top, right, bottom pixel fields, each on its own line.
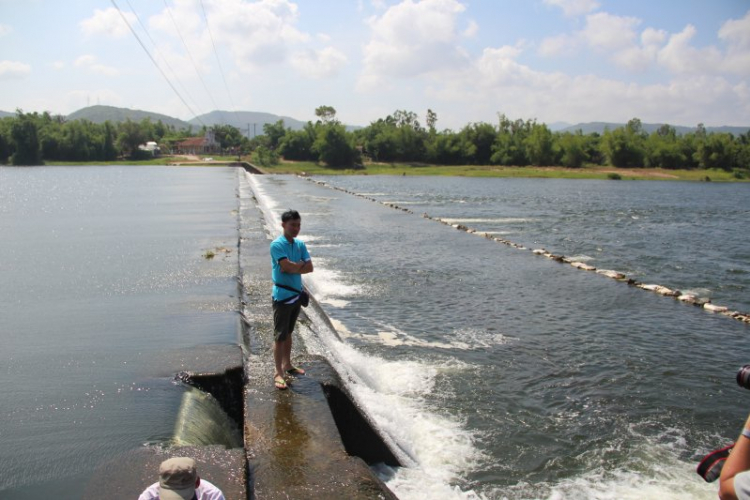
left=3, top=106, right=750, bottom=174
left=525, top=122, right=555, bottom=166
left=262, top=120, right=287, bottom=150
left=211, top=124, right=246, bottom=150
left=607, top=173, right=622, bottom=180
left=313, top=123, right=359, bottom=168
left=252, top=145, right=279, bottom=167
left=278, top=126, right=316, bottom=161
left=315, top=105, right=338, bottom=124
left=11, top=110, right=42, bottom=165
left=116, top=119, right=147, bottom=159
left=556, top=131, right=589, bottom=168
left=600, top=118, right=647, bottom=168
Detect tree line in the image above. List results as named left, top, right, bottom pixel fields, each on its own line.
left=246, top=107, right=750, bottom=173
left=2, top=108, right=749, bottom=173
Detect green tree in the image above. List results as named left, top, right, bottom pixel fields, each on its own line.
left=600, top=118, right=646, bottom=168
left=460, top=122, right=496, bottom=164
left=10, top=111, right=42, bottom=165
left=426, top=109, right=437, bottom=134
left=490, top=114, right=531, bottom=165
left=116, top=119, right=146, bottom=159
left=0, top=117, right=14, bottom=163
left=279, top=128, right=315, bottom=160
left=252, top=145, right=279, bottom=167
left=525, top=122, right=555, bottom=166
left=262, top=120, right=287, bottom=151
left=644, top=125, right=685, bottom=169
left=313, top=123, right=358, bottom=167
left=694, top=132, right=737, bottom=170
left=315, top=105, right=338, bottom=125
left=211, top=124, right=245, bottom=149
left=556, top=131, right=589, bottom=168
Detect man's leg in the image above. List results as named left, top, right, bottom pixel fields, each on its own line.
left=274, top=337, right=292, bottom=378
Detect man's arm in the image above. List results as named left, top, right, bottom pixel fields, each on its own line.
left=720, top=413, right=750, bottom=500
left=279, top=258, right=313, bottom=274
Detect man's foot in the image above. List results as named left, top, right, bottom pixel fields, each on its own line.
left=285, top=366, right=306, bottom=376
left=274, top=375, right=288, bottom=390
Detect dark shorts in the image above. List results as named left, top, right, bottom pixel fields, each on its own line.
left=273, top=299, right=302, bottom=342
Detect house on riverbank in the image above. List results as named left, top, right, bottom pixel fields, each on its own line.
left=176, top=130, right=219, bottom=155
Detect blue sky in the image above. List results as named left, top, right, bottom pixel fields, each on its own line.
left=0, top=0, right=748, bottom=130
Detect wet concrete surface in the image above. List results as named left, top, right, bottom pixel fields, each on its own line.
left=87, top=170, right=397, bottom=499
left=239, top=172, right=398, bottom=499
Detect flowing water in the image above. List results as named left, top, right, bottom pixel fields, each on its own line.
left=2, top=166, right=749, bottom=500
left=244, top=173, right=750, bottom=500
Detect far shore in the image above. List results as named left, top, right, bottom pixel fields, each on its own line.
left=40, top=156, right=749, bottom=182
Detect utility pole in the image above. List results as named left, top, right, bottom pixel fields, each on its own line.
left=247, top=123, right=250, bottom=139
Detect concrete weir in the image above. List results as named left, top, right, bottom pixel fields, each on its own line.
left=85, top=167, right=398, bottom=499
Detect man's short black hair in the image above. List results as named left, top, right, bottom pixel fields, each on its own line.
left=281, top=209, right=301, bottom=222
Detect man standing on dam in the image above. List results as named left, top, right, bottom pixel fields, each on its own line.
left=270, top=209, right=313, bottom=390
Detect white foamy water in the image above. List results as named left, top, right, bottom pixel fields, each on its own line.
left=245, top=172, right=486, bottom=499
left=438, top=218, right=534, bottom=224
left=243, top=172, right=739, bottom=500
left=298, top=311, right=486, bottom=499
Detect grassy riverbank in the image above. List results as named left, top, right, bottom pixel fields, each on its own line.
left=263, top=161, right=749, bottom=182
left=40, top=157, right=749, bottom=181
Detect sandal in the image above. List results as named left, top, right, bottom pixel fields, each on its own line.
left=286, top=366, right=305, bottom=376
left=274, top=376, right=288, bottom=390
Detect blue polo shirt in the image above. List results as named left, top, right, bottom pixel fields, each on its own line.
left=270, top=234, right=311, bottom=302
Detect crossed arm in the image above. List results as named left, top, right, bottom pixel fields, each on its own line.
left=279, top=258, right=313, bottom=274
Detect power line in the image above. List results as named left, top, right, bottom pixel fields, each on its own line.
left=200, top=0, right=236, bottom=115
left=110, top=0, right=204, bottom=126
left=162, top=0, right=224, bottom=125
left=124, top=0, right=205, bottom=120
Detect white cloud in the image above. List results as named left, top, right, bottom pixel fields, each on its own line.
left=538, top=12, right=645, bottom=61
left=79, top=7, right=135, bottom=38
left=581, top=12, right=640, bottom=51
left=0, top=23, right=12, bottom=36
left=358, top=0, right=471, bottom=90
left=657, top=25, right=722, bottom=75
left=544, top=0, right=600, bottom=17
left=718, top=10, right=750, bottom=75
left=537, top=33, right=579, bottom=56
left=291, top=47, right=348, bottom=79
left=463, top=20, right=479, bottom=38
left=74, top=55, right=97, bottom=67
left=52, top=61, right=65, bottom=70
left=0, top=60, right=31, bottom=80
left=202, top=0, right=308, bottom=70
left=74, top=54, right=121, bottom=77
left=427, top=41, right=750, bottom=127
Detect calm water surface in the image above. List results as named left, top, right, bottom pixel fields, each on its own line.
left=0, top=166, right=239, bottom=499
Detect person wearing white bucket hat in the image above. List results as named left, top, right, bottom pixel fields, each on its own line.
left=138, top=457, right=225, bottom=500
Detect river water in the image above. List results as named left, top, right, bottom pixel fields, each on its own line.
left=1, top=166, right=748, bottom=499
left=245, top=173, right=750, bottom=500
left=0, top=166, right=240, bottom=499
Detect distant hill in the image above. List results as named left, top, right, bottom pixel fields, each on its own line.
left=0, top=110, right=13, bottom=118
left=191, top=110, right=309, bottom=135
left=559, top=121, right=750, bottom=135
left=66, top=105, right=193, bottom=130
left=547, top=121, right=572, bottom=132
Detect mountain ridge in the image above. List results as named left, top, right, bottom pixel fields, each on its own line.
left=3, top=106, right=748, bottom=136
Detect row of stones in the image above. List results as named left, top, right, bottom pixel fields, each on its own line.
left=304, top=177, right=750, bottom=326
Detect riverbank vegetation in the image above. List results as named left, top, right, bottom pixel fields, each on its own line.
left=2, top=107, right=749, bottom=181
